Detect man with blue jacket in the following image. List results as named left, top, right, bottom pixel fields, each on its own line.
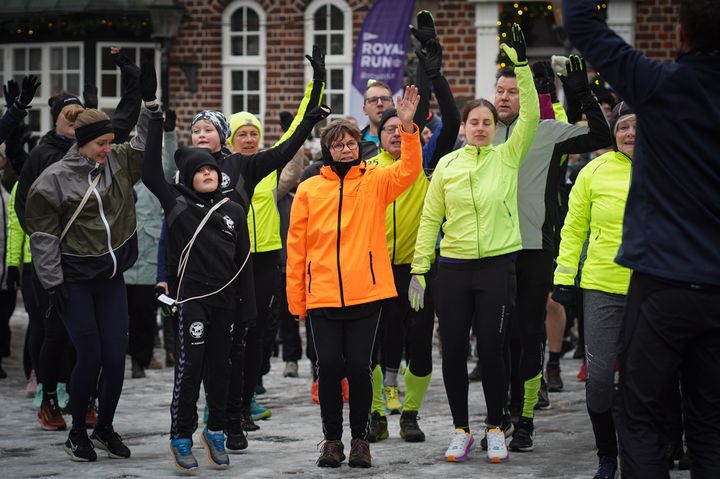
left=563, top=1, right=720, bottom=477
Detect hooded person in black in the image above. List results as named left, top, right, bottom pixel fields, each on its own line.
left=142, top=114, right=256, bottom=473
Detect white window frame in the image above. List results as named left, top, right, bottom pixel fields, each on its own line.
left=0, top=42, right=84, bottom=134
left=96, top=42, right=160, bottom=113
left=222, top=0, right=267, bottom=126
left=304, top=0, right=352, bottom=120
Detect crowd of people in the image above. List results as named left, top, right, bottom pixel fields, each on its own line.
left=0, top=0, right=718, bottom=477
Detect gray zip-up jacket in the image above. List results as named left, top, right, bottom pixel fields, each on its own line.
left=25, top=106, right=162, bottom=290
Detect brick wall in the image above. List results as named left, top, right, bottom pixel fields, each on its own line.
left=634, top=0, right=681, bottom=61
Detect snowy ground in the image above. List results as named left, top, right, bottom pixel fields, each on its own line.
left=0, top=308, right=691, bottom=478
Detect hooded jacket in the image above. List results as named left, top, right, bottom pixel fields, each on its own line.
left=555, top=151, right=632, bottom=294
left=24, top=107, right=159, bottom=290
left=286, top=126, right=423, bottom=317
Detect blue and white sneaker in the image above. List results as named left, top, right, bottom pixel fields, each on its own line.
left=169, top=438, right=198, bottom=473
left=201, top=428, right=229, bottom=468
left=445, top=429, right=475, bottom=462
left=250, top=395, right=271, bottom=421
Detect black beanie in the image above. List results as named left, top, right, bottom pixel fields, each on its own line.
left=377, top=108, right=398, bottom=135
left=49, top=94, right=84, bottom=124
left=174, top=146, right=222, bottom=190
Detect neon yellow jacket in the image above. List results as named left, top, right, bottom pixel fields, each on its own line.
left=6, top=183, right=31, bottom=267
left=554, top=151, right=632, bottom=294
left=411, top=64, right=540, bottom=274
left=366, top=149, right=428, bottom=265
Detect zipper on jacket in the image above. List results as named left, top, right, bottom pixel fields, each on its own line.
left=89, top=169, right=118, bottom=278
left=391, top=201, right=397, bottom=264
left=250, top=203, right=258, bottom=253
left=369, top=252, right=376, bottom=285
left=307, top=261, right=312, bottom=294
left=336, top=179, right=346, bottom=307
left=469, top=152, right=482, bottom=257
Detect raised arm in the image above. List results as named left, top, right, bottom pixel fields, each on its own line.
left=0, top=76, right=39, bottom=144
left=108, top=48, right=142, bottom=144
left=141, top=115, right=177, bottom=213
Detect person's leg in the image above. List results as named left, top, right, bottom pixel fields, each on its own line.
left=203, top=307, right=234, bottom=434
left=436, top=263, right=475, bottom=429
left=583, top=289, right=624, bottom=460
left=278, top=272, right=302, bottom=363
left=126, top=284, right=157, bottom=368
left=0, top=289, right=16, bottom=360
left=23, top=264, right=44, bottom=378
left=93, top=276, right=129, bottom=427
left=403, top=268, right=435, bottom=411
left=545, top=293, right=566, bottom=388
left=308, top=313, right=345, bottom=440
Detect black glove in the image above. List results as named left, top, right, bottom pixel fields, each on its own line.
left=507, top=23, right=528, bottom=66
left=83, top=83, right=98, bottom=109
left=551, top=285, right=577, bottom=307
left=559, top=54, right=592, bottom=102
left=47, top=284, right=68, bottom=316
left=3, top=79, right=19, bottom=109
left=111, top=49, right=134, bottom=68
left=140, top=61, right=158, bottom=102
left=18, top=75, right=41, bottom=108
left=416, top=39, right=443, bottom=79
left=6, top=266, right=20, bottom=290
left=305, top=44, right=326, bottom=83
left=303, top=104, right=332, bottom=124
left=279, top=111, right=294, bottom=133
left=163, top=109, right=176, bottom=132
left=409, top=10, right=437, bottom=48
left=532, top=60, right=557, bottom=102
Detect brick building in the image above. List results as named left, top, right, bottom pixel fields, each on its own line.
left=1, top=0, right=681, bottom=145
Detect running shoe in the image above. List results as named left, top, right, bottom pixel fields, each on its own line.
left=250, top=394, right=271, bottom=421
left=594, top=455, right=618, bottom=479
left=283, top=361, right=299, bottom=378
left=508, top=417, right=534, bottom=452
left=38, top=397, right=67, bottom=431
left=90, top=424, right=131, bottom=458
left=445, top=429, right=475, bottom=462
left=384, top=386, right=401, bottom=414
left=64, top=428, right=97, bottom=462
left=546, top=364, right=564, bottom=392
left=201, top=427, right=229, bottom=468
left=485, top=427, right=510, bottom=463
left=169, top=438, right=198, bottom=473
left=241, top=410, right=260, bottom=431
left=399, top=410, right=425, bottom=442
left=225, top=416, right=248, bottom=451
left=481, top=416, right=514, bottom=450
left=317, top=439, right=345, bottom=468
left=367, top=412, right=388, bottom=442
left=535, top=379, right=552, bottom=410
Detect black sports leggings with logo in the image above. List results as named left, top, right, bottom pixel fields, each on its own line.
left=436, top=255, right=514, bottom=428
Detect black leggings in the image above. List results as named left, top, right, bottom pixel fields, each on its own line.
left=309, top=308, right=381, bottom=440
left=127, top=284, right=158, bottom=367
left=279, top=271, right=302, bottom=362
left=171, top=301, right=234, bottom=439
left=436, top=255, right=514, bottom=427
left=22, top=264, right=43, bottom=377
left=62, top=276, right=128, bottom=429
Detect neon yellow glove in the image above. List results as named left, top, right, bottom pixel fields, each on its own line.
left=408, top=275, right=426, bottom=311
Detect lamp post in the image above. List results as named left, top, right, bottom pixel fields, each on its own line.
left=149, top=0, right=185, bottom=108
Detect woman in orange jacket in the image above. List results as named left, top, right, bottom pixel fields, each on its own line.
left=286, top=85, right=421, bottom=469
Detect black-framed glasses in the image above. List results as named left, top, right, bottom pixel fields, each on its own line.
left=330, top=141, right=359, bottom=152
left=365, top=95, right=393, bottom=105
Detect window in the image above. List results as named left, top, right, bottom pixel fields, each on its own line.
left=96, top=43, right=158, bottom=113
left=0, top=43, right=84, bottom=134
left=222, top=0, right=266, bottom=122
left=305, top=0, right=352, bottom=120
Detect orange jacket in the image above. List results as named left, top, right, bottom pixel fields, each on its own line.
left=286, top=126, right=422, bottom=316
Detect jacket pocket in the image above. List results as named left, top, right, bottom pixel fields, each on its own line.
left=595, top=228, right=601, bottom=241
left=369, top=252, right=376, bottom=285
left=307, top=261, right=312, bottom=294
left=502, top=200, right=512, bottom=218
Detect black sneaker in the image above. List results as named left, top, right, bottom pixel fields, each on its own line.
left=367, top=412, right=388, bottom=442
left=64, top=428, right=97, bottom=462
left=535, top=379, right=552, bottom=410
left=594, top=455, right=618, bottom=479
left=481, top=415, right=514, bottom=450
left=241, top=410, right=260, bottom=432
left=508, top=417, right=534, bottom=452
left=468, top=362, right=482, bottom=382
left=90, top=424, right=131, bottom=458
left=225, top=417, right=249, bottom=451
left=399, top=410, right=425, bottom=442
left=546, top=365, right=564, bottom=392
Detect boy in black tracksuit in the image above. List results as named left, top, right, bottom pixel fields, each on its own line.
left=142, top=115, right=256, bottom=473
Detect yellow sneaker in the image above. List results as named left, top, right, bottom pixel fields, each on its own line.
left=383, top=386, right=401, bottom=414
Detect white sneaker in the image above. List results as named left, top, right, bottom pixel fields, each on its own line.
left=445, top=428, right=475, bottom=462
left=485, top=427, right=509, bottom=463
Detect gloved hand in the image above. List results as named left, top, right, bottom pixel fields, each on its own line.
left=415, top=39, right=443, bottom=79
left=111, top=48, right=134, bottom=68
left=305, top=44, right=326, bottom=83
left=140, top=61, right=158, bottom=103
left=303, top=104, right=332, bottom=124
left=47, top=284, right=68, bottom=316
left=409, top=10, right=437, bottom=48
left=18, top=75, right=41, bottom=108
left=83, top=83, right=98, bottom=109
left=558, top=54, right=592, bottom=101
left=551, top=285, right=577, bottom=307
left=532, top=60, right=557, bottom=101
left=6, top=266, right=20, bottom=290
left=279, top=111, right=293, bottom=133
left=163, top=109, right=176, bottom=132
left=3, top=79, right=19, bottom=109
left=154, top=284, right=174, bottom=316
left=500, top=23, right=527, bottom=67
left=408, top=275, right=426, bottom=311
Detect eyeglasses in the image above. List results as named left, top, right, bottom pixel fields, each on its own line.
left=330, top=141, right=359, bottom=152
left=381, top=125, right=400, bottom=134
left=365, top=95, right=393, bottom=105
